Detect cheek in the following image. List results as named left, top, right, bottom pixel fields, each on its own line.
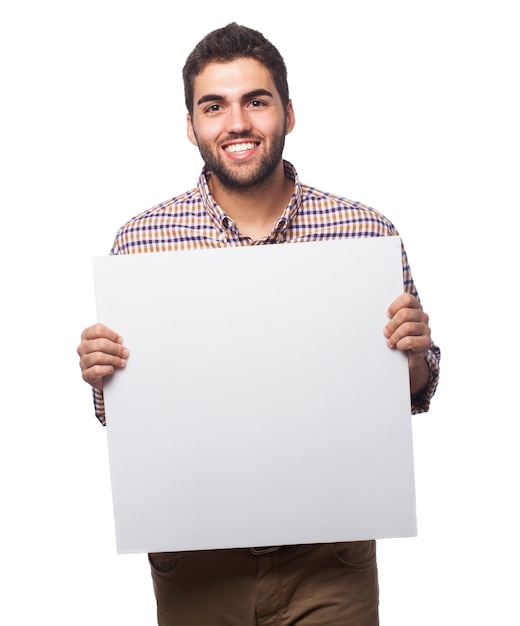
left=194, top=121, right=223, bottom=148
left=187, top=124, right=199, bottom=146
left=263, top=114, right=289, bottom=138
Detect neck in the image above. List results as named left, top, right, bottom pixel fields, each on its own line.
left=208, top=161, right=293, bottom=240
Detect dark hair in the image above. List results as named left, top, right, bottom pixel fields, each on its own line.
left=182, top=23, right=289, bottom=115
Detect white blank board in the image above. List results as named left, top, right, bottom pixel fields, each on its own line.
left=93, top=237, right=416, bottom=554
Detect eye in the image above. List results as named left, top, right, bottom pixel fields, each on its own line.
left=204, top=103, right=223, bottom=114
left=248, top=100, right=265, bottom=108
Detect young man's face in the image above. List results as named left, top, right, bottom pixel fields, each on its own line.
left=187, top=57, right=295, bottom=191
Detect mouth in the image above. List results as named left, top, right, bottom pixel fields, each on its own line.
left=223, top=141, right=259, bottom=154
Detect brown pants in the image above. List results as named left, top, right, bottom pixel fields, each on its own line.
left=149, top=541, right=379, bottom=625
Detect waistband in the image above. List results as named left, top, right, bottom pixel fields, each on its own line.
left=250, top=546, right=281, bottom=555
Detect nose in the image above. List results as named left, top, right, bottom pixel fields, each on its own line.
left=226, top=104, right=252, bottom=134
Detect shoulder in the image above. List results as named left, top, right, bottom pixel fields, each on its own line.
left=123, top=187, right=201, bottom=226
left=296, top=183, right=399, bottom=236
left=111, top=186, right=202, bottom=254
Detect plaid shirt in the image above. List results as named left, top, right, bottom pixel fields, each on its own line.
left=93, top=161, right=440, bottom=423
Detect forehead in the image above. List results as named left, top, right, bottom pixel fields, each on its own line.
left=193, top=57, right=278, bottom=100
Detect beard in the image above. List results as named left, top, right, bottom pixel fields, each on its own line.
left=195, top=129, right=287, bottom=192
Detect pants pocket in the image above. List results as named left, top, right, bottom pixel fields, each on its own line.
left=329, top=540, right=377, bottom=569
left=148, top=551, right=185, bottom=575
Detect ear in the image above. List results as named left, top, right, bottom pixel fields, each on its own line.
left=285, top=100, right=296, bottom=136
left=186, top=113, right=198, bottom=146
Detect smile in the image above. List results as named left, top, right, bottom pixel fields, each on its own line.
left=224, top=142, right=258, bottom=153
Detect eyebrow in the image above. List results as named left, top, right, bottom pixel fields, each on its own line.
left=196, top=89, right=274, bottom=107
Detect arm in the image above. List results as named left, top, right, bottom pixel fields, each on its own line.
left=77, top=323, right=129, bottom=425
left=384, top=292, right=440, bottom=411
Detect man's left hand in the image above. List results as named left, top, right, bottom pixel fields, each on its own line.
left=384, top=292, right=432, bottom=371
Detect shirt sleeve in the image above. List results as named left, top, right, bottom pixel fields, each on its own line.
left=411, top=342, right=441, bottom=414
left=92, top=237, right=120, bottom=427
left=399, top=238, right=441, bottom=413
left=93, top=387, right=106, bottom=426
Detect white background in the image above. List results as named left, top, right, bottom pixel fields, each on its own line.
left=0, top=1, right=518, bottom=624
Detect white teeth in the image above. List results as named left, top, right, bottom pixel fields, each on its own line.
left=225, top=142, right=256, bottom=153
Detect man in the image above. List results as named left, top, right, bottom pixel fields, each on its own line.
left=78, top=22, right=440, bottom=626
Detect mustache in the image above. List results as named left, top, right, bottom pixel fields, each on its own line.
left=220, top=133, right=262, bottom=143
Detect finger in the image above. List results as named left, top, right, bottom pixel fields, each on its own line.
left=79, top=348, right=128, bottom=370
left=78, top=336, right=128, bottom=359
left=384, top=309, right=428, bottom=344
left=392, top=328, right=431, bottom=353
left=385, top=293, right=424, bottom=338
left=80, top=323, right=123, bottom=345
left=82, top=364, right=118, bottom=390
left=386, top=293, right=421, bottom=318
left=78, top=323, right=129, bottom=389
left=80, top=351, right=128, bottom=390
left=386, top=319, right=430, bottom=348
left=77, top=323, right=126, bottom=359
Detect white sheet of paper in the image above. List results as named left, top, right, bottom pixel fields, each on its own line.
left=93, top=237, right=416, bottom=554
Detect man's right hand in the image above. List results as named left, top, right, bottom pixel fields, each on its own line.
left=77, top=323, right=129, bottom=391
